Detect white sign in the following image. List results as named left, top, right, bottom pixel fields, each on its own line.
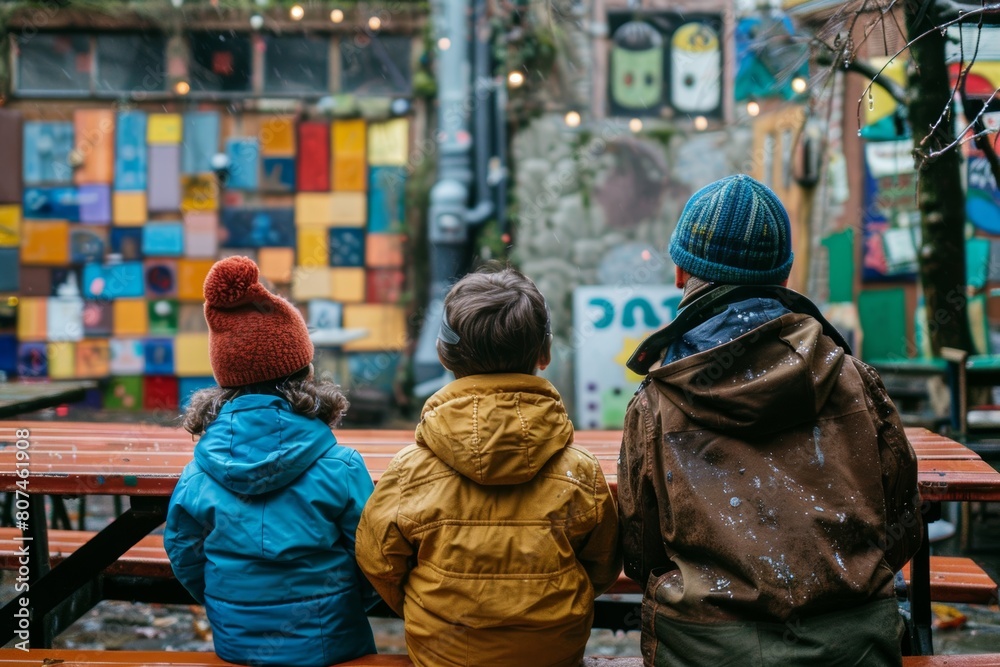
left=865, top=139, right=915, bottom=178
left=572, top=285, right=682, bottom=429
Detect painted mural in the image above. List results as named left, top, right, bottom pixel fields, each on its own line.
left=0, top=109, right=410, bottom=410
left=734, top=13, right=809, bottom=102
left=608, top=12, right=723, bottom=119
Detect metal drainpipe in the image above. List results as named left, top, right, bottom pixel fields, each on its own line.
left=412, top=0, right=479, bottom=395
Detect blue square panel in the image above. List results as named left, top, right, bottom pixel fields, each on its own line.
left=329, top=227, right=365, bottom=267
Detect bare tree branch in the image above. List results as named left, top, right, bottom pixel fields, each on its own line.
left=935, top=0, right=1000, bottom=21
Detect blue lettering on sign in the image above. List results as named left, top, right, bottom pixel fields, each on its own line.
left=588, top=294, right=681, bottom=330
left=590, top=298, right=615, bottom=328
left=622, top=298, right=659, bottom=328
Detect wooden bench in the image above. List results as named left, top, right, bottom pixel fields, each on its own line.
left=0, top=651, right=997, bottom=666
left=1, top=528, right=995, bottom=606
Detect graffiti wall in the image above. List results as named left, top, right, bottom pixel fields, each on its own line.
left=0, top=107, right=410, bottom=410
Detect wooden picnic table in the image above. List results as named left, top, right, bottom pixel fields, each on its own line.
left=0, top=422, right=997, bottom=653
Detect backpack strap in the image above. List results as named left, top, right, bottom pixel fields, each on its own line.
left=626, top=285, right=853, bottom=375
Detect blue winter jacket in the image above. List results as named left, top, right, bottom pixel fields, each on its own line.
left=164, top=394, right=377, bottom=667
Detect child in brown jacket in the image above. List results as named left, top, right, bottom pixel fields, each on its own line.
left=619, top=175, right=922, bottom=666
left=357, top=265, right=621, bottom=667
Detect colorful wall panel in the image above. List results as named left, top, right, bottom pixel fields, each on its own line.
left=115, top=111, right=148, bottom=191
left=74, top=110, right=115, bottom=185
left=4, top=110, right=411, bottom=409
left=182, top=112, right=220, bottom=175
left=0, top=110, right=24, bottom=203
left=23, top=122, right=73, bottom=185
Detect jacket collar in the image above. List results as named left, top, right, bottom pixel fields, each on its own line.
left=627, top=284, right=852, bottom=375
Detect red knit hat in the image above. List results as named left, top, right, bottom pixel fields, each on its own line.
left=203, top=256, right=314, bottom=387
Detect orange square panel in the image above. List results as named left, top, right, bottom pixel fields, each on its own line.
left=21, top=222, right=70, bottom=265
left=177, top=259, right=215, bottom=301
left=258, top=247, right=295, bottom=284
left=76, top=339, right=111, bottom=378
left=113, top=299, right=149, bottom=336
left=365, top=234, right=405, bottom=268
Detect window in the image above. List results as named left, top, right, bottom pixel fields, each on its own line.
left=15, top=33, right=91, bottom=94
left=340, top=34, right=412, bottom=96
left=96, top=34, right=166, bottom=94
left=264, top=34, right=329, bottom=94
left=14, top=32, right=167, bottom=97
left=189, top=31, right=252, bottom=93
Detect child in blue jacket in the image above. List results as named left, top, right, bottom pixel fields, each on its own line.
left=164, top=256, right=377, bottom=667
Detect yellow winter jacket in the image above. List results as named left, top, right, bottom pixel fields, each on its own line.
left=356, top=374, right=621, bottom=667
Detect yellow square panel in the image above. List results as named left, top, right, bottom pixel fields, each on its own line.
left=113, top=192, right=147, bottom=226
left=21, top=222, right=70, bottom=265
left=175, top=332, right=212, bottom=377
left=258, top=247, right=295, bottom=284
left=0, top=205, right=21, bottom=247
left=330, top=268, right=365, bottom=303
left=148, top=114, right=183, bottom=144
left=16, top=297, right=47, bottom=341
left=297, top=226, right=329, bottom=267
left=332, top=119, right=366, bottom=157
left=343, top=304, right=407, bottom=351
left=113, top=299, right=149, bottom=336
left=261, top=116, right=296, bottom=156
left=295, top=193, right=334, bottom=226
left=47, top=342, right=77, bottom=379
left=177, top=259, right=215, bottom=302
left=181, top=175, right=219, bottom=213
left=329, top=192, right=367, bottom=226
left=292, top=267, right=332, bottom=301
left=367, top=119, right=410, bottom=166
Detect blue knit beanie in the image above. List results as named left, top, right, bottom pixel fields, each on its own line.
left=668, top=174, right=794, bottom=285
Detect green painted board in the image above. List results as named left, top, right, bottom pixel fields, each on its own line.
left=822, top=229, right=854, bottom=303
left=148, top=299, right=179, bottom=336
left=858, top=288, right=908, bottom=362
left=103, top=376, right=143, bottom=411
left=967, top=237, right=991, bottom=290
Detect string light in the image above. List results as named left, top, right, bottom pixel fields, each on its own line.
left=368, top=16, right=381, bottom=30
left=746, top=101, right=760, bottom=117
left=174, top=80, right=190, bottom=95
left=330, top=9, right=344, bottom=23
left=507, top=71, right=525, bottom=88
left=564, top=111, right=581, bottom=127
left=289, top=4, right=304, bottom=20
left=437, top=37, right=451, bottom=50
left=629, top=118, right=643, bottom=133
left=694, top=116, right=708, bottom=131
left=791, top=76, right=808, bottom=94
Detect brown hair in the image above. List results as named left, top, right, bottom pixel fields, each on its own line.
left=437, top=264, right=551, bottom=377
left=182, top=365, right=349, bottom=435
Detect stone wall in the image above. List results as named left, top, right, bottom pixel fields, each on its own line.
left=511, top=113, right=753, bottom=412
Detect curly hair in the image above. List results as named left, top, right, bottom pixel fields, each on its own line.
left=182, top=366, right=350, bottom=435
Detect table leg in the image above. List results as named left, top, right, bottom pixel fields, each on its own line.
left=908, top=502, right=939, bottom=656
left=0, top=495, right=167, bottom=648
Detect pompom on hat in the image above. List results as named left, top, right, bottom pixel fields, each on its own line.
left=668, top=174, right=794, bottom=285
left=203, top=256, right=313, bottom=388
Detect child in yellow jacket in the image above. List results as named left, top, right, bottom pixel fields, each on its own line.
left=356, top=265, right=621, bottom=667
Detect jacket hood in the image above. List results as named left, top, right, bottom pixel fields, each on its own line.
left=194, top=393, right=337, bottom=495
left=650, top=312, right=845, bottom=436
left=415, top=374, right=573, bottom=485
